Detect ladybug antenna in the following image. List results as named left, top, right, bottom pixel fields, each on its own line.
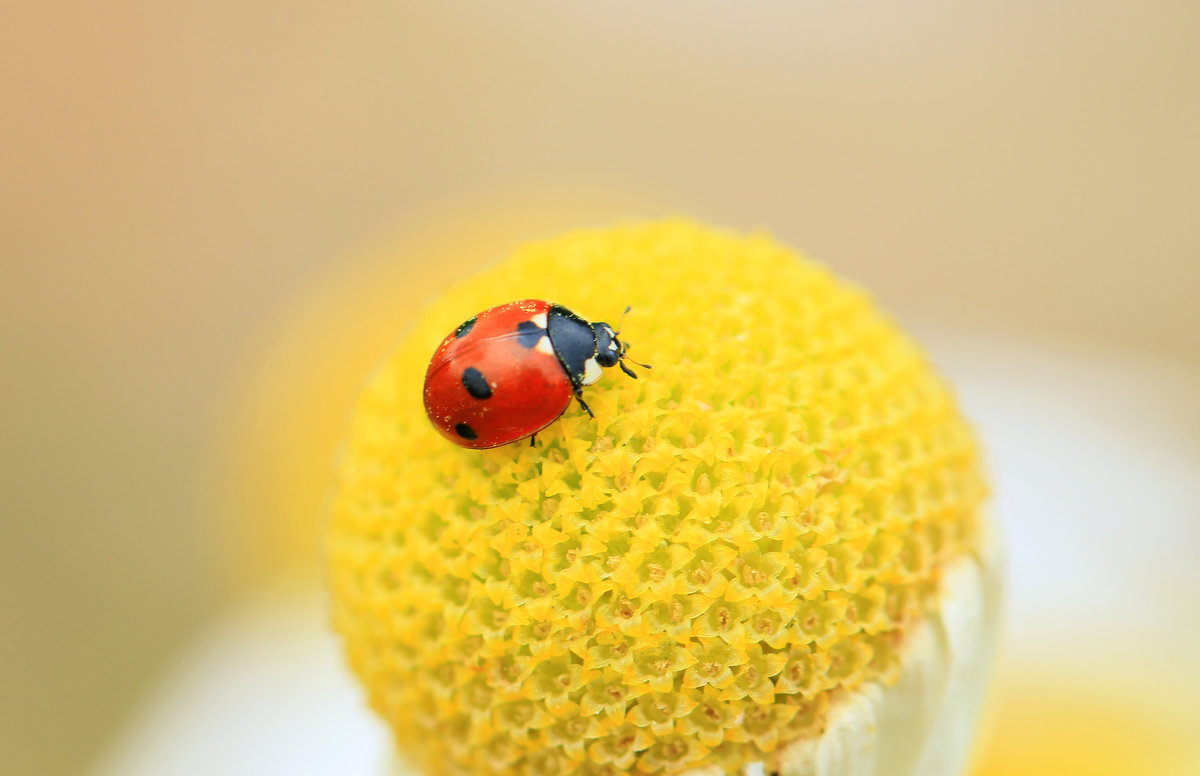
left=622, top=348, right=651, bottom=371
left=614, top=305, right=632, bottom=335
left=618, top=343, right=651, bottom=378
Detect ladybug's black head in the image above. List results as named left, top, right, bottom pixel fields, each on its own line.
left=591, top=307, right=650, bottom=379
left=592, top=322, right=624, bottom=368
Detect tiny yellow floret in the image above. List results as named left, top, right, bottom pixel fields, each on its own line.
left=327, top=220, right=986, bottom=775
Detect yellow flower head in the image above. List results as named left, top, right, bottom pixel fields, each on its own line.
left=327, top=219, right=986, bottom=775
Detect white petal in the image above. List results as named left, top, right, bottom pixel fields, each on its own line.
left=777, top=684, right=884, bottom=776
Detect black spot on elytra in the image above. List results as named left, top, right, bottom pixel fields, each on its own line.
left=454, top=422, right=477, bottom=440
left=516, top=320, right=544, bottom=348
left=454, top=316, right=477, bottom=338
left=461, top=367, right=492, bottom=399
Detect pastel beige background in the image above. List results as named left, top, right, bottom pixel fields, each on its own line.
left=2, top=3, right=1198, bottom=776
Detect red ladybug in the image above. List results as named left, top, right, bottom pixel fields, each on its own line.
left=423, top=299, right=647, bottom=449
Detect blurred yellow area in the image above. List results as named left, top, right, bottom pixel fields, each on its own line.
left=974, top=677, right=1199, bottom=776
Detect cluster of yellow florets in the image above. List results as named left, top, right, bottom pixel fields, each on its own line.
left=327, top=220, right=985, bottom=775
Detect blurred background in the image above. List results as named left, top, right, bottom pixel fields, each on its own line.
left=2, top=2, right=1198, bottom=775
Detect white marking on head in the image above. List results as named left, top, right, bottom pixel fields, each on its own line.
left=582, top=357, right=603, bottom=386
left=531, top=312, right=548, bottom=329
left=535, top=335, right=555, bottom=356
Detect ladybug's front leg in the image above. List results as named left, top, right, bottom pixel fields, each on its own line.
left=574, top=389, right=595, bottom=419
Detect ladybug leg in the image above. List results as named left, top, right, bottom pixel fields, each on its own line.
left=529, top=432, right=537, bottom=447
left=574, top=389, right=595, bottom=419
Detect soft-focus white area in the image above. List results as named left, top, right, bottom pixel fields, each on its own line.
left=87, top=331, right=1200, bottom=775
left=86, top=588, right=391, bottom=776
left=916, top=326, right=1200, bottom=688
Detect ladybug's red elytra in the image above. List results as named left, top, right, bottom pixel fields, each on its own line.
left=423, top=299, right=647, bottom=449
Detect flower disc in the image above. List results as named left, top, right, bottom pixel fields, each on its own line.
left=327, top=220, right=987, bottom=776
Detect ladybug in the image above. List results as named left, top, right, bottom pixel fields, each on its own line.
left=423, top=299, right=648, bottom=449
